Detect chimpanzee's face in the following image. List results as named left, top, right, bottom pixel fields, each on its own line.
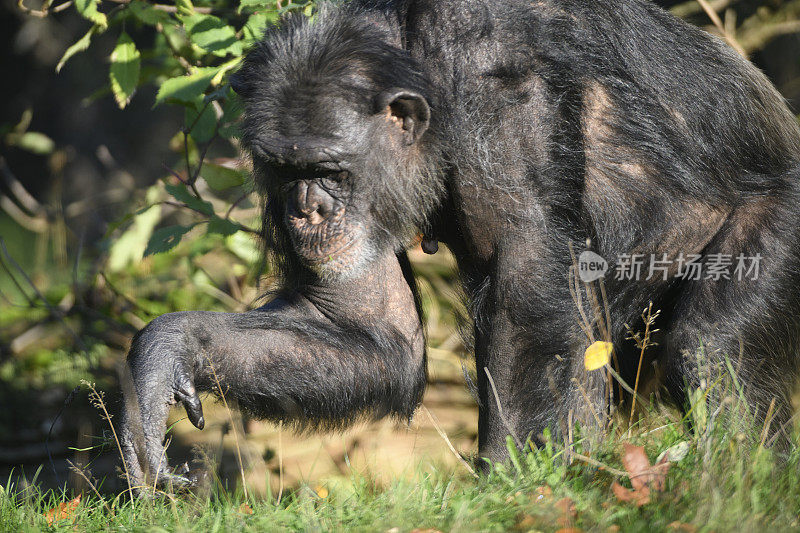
left=239, top=83, right=431, bottom=279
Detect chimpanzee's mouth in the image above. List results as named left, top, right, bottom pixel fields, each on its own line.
left=286, top=205, right=358, bottom=262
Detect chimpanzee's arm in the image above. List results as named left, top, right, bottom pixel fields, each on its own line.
left=120, top=250, right=425, bottom=488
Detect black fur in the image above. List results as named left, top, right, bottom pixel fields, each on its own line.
left=121, top=0, right=800, bottom=485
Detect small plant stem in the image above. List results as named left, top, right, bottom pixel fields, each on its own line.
left=82, top=381, right=134, bottom=500
left=422, top=405, right=478, bottom=479
left=484, top=367, right=524, bottom=449
left=629, top=302, right=654, bottom=427
left=205, top=360, right=249, bottom=499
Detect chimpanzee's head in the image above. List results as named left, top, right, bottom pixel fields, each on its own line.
left=231, top=6, right=442, bottom=282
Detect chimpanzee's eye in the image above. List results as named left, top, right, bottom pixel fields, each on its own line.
left=320, top=171, right=348, bottom=189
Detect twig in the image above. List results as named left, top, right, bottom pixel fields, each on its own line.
left=46, top=386, right=80, bottom=486
left=104, top=0, right=213, bottom=12
left=421, top=405, right=478, bottom=478
left=571, top=378, right=603, bottom=428
left=0, top=157, right=43, bottom=214
left=0, top=237, right=87, bottom=351
left=696, top=0, right=747, bottom=56
left=571, top=452, right=632, bottom=477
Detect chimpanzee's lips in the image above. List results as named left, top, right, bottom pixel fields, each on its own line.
left=285, top=207, right=356, bottom=262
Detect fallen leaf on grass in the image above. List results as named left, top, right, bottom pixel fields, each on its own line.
left=611, top=481, right=650, bottom=506
left=532, top=485, right=552, bottom=502
left=612, top=443, right=671, bottom=506
left=667, top=522, right=697, bottom=532
left=238, top=503, right=254, bottom=515
left=555, top=497, right=577, bottom=528
left=622, top=443, right=670, bottom=491
left=44, top=494, right=81, bottom=526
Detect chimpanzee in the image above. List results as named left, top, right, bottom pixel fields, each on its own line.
left=120, top=0, right=800, bottom=486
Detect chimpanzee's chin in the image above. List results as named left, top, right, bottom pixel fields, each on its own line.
left=304, top=239, right=377, bottom=282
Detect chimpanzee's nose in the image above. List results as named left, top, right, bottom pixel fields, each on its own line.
left=291, top=180, right=335, bottom=225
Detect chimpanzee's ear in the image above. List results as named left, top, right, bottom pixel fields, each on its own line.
left=229, top=71, right=251, bottom=98
left=376, top=89, right=430, bottom=145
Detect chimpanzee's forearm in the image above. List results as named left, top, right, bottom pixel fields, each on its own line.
left=177, top=304, right=426, bottom=424
left=120, top=251, right=425, bottom=488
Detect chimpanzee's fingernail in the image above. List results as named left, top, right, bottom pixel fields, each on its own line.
left=176, top=388, right=205, bottom=429
left=421, top=238, right=438, bottom=254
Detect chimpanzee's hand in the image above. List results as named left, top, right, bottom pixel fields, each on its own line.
left=119, top=312, right=205, bottom=491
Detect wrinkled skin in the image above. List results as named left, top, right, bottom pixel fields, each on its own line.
left=121, top=0, right=800, bottom=489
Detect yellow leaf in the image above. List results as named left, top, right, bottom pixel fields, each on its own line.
left=584, top=341, right=613, bottom=371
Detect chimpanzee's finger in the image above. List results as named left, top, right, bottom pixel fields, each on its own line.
left=175, top=381, right=205, bottom=429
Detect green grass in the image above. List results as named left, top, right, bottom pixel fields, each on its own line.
left=3, top=375, right=800, bottom=533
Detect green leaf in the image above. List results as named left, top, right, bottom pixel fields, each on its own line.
left=182, top=14, right=243, bottom=57
left=107, top=187, right=162, bottom=270
left=175, top=0, right=194, bottom=17
left=207, top=216, right=241, bottom=236
left=242, top=11, right=278, bottom=43
left=144, top=224, right=192, bottom=256
left=109, top=32, right=141, bottom=109
left=56, top=24, right=103, bottom=73
left=75, top=0, right=107, bottom=28
left=155, top=67, right=219, bottom=106
left=200, top=162, right=246, bottom=190
left=128, top=0, right=173, bottom=26
left=12, top=132, right=55, bottom=155
left=165, top=183, right=214, bottom=215
left=238, top=0, right=275, bottom=14
left=185, top=102, right=217, bottom=144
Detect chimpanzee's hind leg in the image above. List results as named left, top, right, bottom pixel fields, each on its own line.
left=663, top=186, right=800, bottom=445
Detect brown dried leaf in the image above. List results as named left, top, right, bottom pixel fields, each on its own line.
left=555, top=497, right=577, bottom=528
left=515, top=514, right=541, bottom=531
left=44, top=494, right=81, bottom=526
left=620, top=444, right=651, bottom=491
left=620, top=443, right=670, bottom=492
left=611, top=481, right=650, bottom=507
left=668, top=521, right=697, bottom=532
left=532, top=485, right=552, bottom=502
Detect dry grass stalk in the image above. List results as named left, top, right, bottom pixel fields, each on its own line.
left=626, top=303, right=661, bottom=428
left=203, top=359, right=249, bottom=499
left=81, top=380, right=134, bottom=500
left=695, top=0, right=747, bottom=56
left=65, top=460, right=113, bottom=515
left=484, top=367, right=524, bottom=449
left=421, top=405, right=478, bottom=478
